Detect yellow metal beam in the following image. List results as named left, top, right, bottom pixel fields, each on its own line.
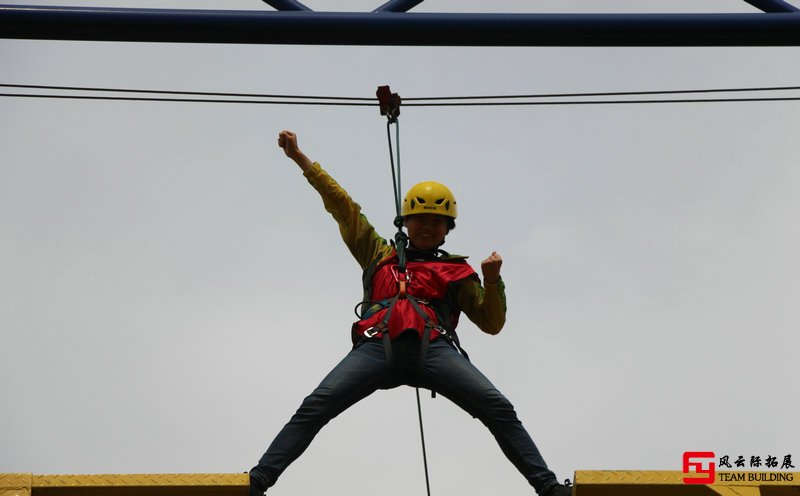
left=28, top=474, right=246, bottom=496
left=710, top=488, right=761, bottom=496
left=2, top=471, right=797, bottom=496
left=0, top=474, right=31, bottom=496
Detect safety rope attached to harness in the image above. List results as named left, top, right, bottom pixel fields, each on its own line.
left=377, top=84, right=432, bottom=496
left=377, top=85, right=409, bottom=297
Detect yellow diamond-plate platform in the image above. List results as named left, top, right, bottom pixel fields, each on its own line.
left=3, top=471, right=798, bottom=496
left=574, top=470, right=799, bottom=496
left=2, top=474, right=247, bottom=496
left=31, top=474, right=247, bottom=488
left=0, top=474, right=32, bottom=496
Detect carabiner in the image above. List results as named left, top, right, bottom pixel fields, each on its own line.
left=391, top=265, right=412, bottom=299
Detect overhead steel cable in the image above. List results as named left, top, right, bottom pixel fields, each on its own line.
left=402, top=84, right=800, bottom=100
left=3, top=82, right=800, bottom=99
left=0, top=83, right=375, bottom=101
left=408, top=96, right=800, bottom=105
left=0, top=93, right=376, bottom=106
left=2, top=83, right=800, bottom=106
left=3, top=92, right=800, bottom=106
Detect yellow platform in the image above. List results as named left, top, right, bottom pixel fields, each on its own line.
left=0, top=474, right=247, bottom=496
left=2, top=471, right=798, bottom=496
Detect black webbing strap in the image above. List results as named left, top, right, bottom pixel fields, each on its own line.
left=359, top=293, right=450, bottom=384
left=372, top=295, right=399, bottom=367
left=406, top=295, right=436, bottom=377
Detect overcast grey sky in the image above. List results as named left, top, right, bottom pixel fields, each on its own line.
left=1, top=2, right=799, bottom=496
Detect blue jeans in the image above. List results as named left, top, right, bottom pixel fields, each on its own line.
left=252, top=332, right=559, bottom=494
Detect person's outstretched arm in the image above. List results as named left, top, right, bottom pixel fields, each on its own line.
left=276, top=130, right=392, bottom=269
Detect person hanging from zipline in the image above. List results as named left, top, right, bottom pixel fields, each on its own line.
left=249, top=130, right=572, bottom=496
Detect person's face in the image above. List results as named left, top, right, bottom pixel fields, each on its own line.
left=405, top=214, right=449, bottom=250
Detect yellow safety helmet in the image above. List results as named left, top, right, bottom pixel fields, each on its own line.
left=401, top=181, right=457, bottom=219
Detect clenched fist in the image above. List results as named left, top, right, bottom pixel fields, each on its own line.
left=278, top=130, right=313, bottom=172
left=481, top=251, right=503, bottom=284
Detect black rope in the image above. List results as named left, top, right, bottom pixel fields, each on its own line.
left=387, top=121, right=402, bottom=218
left=416, top=387, right=432, bottom=496
left=382, top=108, right=431, bottom=496
left=386, top=119, right=409, bottom=272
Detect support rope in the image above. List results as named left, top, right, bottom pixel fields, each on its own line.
left=416, top=387, right=432, bottom=496
left=383, top=102, right=432, bottom=496
left=387, top=120, right=403, bottom=222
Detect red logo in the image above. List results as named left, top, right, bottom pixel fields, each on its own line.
left=683, top=451, right=716, bottom=484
